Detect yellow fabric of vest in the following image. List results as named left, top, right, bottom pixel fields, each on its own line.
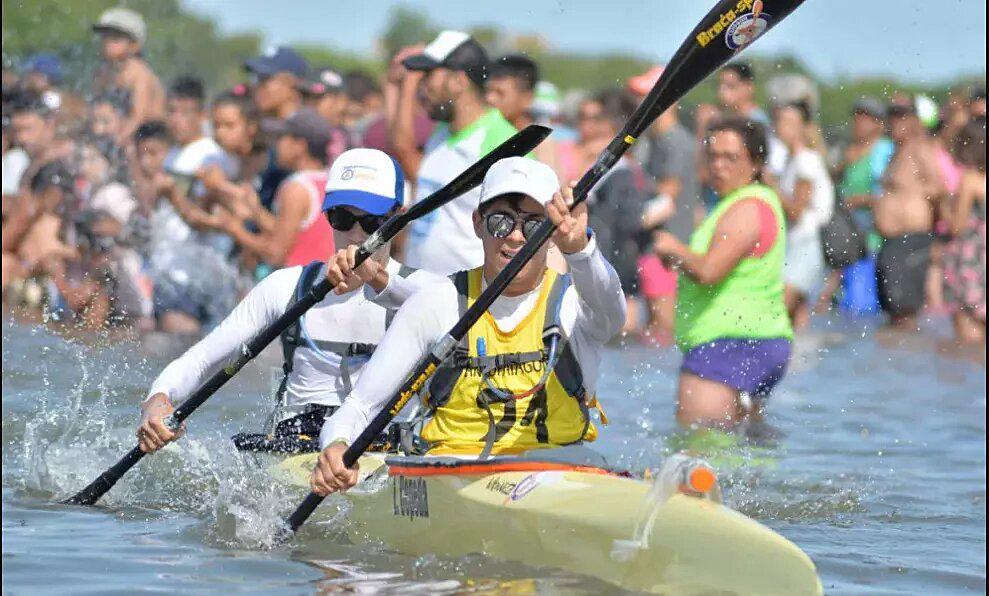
left=421, top=268, right=597, bottom=455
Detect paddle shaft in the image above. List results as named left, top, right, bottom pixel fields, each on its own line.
left=64, top=125, right=551, bottom=506
left=285, top=0, right=806, bottom=533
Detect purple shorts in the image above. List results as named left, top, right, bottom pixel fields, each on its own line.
left=681, top=338, right=792, bottom=398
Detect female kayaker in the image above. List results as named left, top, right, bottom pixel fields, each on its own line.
left=136, top=148, right=438, bottom=453
left=310, top=157, right=627, bottom=495
left=653, top=116, right=792, bottom=428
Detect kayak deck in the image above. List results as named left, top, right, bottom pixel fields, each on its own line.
left=270, top=452, right=822, bottom=595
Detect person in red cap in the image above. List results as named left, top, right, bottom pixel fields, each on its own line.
left=628, top=66, right=701, bottom=343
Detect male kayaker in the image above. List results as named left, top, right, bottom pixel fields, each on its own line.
left=137, top=148, right=438, bottom=453
left=310, top=157, right=627, bottom=495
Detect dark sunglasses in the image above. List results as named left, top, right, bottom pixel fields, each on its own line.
left=326, top=208, right=388, bottom=234
left=484, top=211, right=545, bottom=241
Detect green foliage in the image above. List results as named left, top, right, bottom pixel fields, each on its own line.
left=296, top=46, right=383, bottom=78
left=2, top=0, right=261, bottom=94
left=380, top=5, right=438, bottom=57
left=534, top=51, right=654, bottom=93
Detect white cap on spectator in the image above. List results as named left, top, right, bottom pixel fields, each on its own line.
left=479, top=157, right=559, bottom=208
left=93, top=7, right=147, bottom=45
left=89, top=182, right=138, bottom=225
left=401, top=30, right=489, bottom=87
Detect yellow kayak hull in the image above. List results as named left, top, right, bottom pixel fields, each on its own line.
left=272, top=453, right=822, bottom=595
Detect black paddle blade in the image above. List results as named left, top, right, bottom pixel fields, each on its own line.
left=625, top=0, right=806, bottom=140
left=273, top=492, right=322, bottom=544
left=402, top=124, right=551, bottom=221
left=61, top=480, right=110, bottom=506
left=62, top=446, right=145, bottom=505
left=285, top=492, right=326, bottom=535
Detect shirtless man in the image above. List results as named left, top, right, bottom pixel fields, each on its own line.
left=92, top=7, right=166, bottom=145
left=873, top=101, right=946, bottom=328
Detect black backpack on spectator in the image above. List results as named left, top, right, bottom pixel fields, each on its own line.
left=819, top=200, right=867, bottom=270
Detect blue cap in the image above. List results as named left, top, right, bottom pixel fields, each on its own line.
left=22, top=53, right=62, bottom=84
left=244, top=46, right=309, bottom=78
left=322, top=148, right=405, bottom=216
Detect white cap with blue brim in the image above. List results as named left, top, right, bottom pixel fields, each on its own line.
left=322, top=148, right=405, bottom=216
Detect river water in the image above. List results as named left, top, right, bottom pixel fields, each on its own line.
left=2, top=314, right=986, bottom=594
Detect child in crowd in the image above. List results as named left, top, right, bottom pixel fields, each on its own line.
left=130, top=121, right=171, bottom=213
left=89, top=90, right=130, bottom=142
left=92, top=7, right=165, bottom=145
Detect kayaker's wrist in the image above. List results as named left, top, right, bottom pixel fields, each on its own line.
left=322, top=438, right=349, bottom=451
left=142, top=393, right=172, bottom=415
left=563, top=233, right=597, bottom=262
left=367, top=267, right=390, bottom=294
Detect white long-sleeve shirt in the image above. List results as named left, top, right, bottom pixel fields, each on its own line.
left=319, top=236, right=627, bottom=449
left=147, top=259, right=439, bottom=408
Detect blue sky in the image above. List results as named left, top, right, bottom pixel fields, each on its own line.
left=184, top=0, right=986, bottom=83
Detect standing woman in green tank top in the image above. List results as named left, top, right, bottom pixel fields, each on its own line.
left=654, top=117, right=793, bottom=429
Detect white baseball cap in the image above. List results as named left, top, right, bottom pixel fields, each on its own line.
left=93, top=7, right=147, bottom=45
left=322, top=148, right=405, bottom=215
left=479, top=157, right=560, bottom=208
left=89, top=182, right=138, bottom=225
left=401, top=30, right=490, bottom=87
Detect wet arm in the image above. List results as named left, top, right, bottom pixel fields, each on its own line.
left=1, top=198, right=37, bottom=252
left=920, top=145, right=947, bottom=201
left=675, top=199, right=762, bottom=285
left=212, top=178, right=275, bottom=231
left=842, top=193, right=874, bottom=210
left=120, top=68, right=153, bottom=142
left=145, top=268, right=294, bottom=402
left=165, top=182, right=224, bottom=231
left=949, top=174, right=977, bottom=235
left=227, top=181, right=308, bottom=266
left=642, top=176, right=682, bottom=228
left=780, top=178, right=812, bottom=222
left=364, top=267, right=443, bottom=311
left=388, top=76, right=423, bottom=180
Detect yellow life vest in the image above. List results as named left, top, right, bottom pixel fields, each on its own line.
left=420, top=268, right=597, bottom=456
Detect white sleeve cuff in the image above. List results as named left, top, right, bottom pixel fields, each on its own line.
left=562, top=234, right=598, bottom=262
left=363, top=274, right=393, bottom=303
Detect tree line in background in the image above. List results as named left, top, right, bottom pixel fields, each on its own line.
left=3, top=0, right=984, bottom=131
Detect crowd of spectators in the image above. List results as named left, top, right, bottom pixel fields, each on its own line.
left=2, top=7, right=986, bottom=344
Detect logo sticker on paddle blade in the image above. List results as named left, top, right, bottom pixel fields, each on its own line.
left=725, top=3, right=771, bottom=50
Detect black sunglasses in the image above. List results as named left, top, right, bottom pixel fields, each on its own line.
left=484, top=211, right=545, bottom=241
left=326, top=208, right=388, bottom=234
